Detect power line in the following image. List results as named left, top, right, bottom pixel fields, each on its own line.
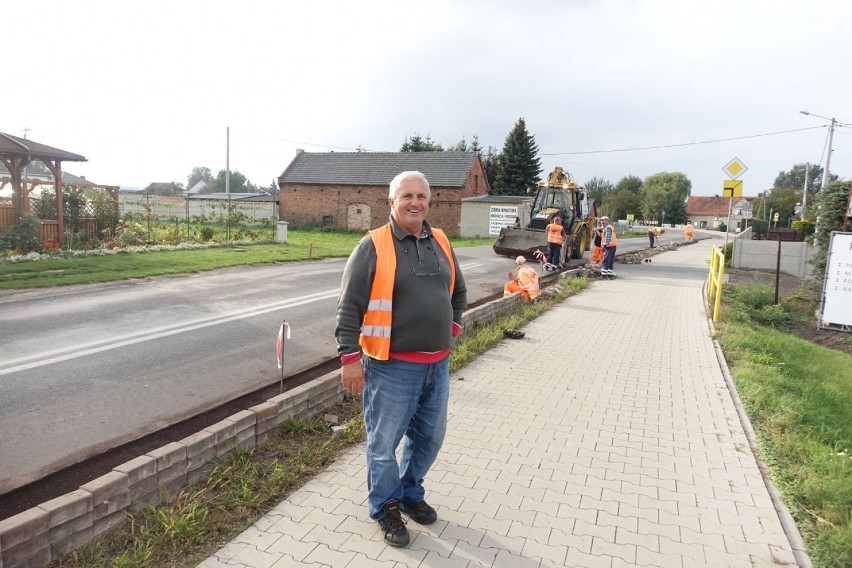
left=540, top=125, right=827, bottom=156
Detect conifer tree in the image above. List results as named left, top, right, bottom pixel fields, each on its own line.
left=810, top=180, right=851, bottom=278
left=492, top=118, right=542, bottom=195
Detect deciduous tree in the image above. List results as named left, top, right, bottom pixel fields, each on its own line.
left=603, top=189, right=642, bottom=221
left=208, top=170, right=255, bottom=194
left=615, top=175, right=643, bottom=195
left=764, top=187, right=800, bottom=226
left=187, top=166, right=213, bottom=189
left=774, top=163, right=835, bottom=192
left=640, top=172, right=691, bottom=224
left=584, top=176, right=614, bottom=209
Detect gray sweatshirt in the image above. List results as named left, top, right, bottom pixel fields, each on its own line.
left=335, top=217, right=467, bottom=356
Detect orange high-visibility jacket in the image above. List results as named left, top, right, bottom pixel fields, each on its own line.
left=359, top=223, right=455, bottom=360
left=546, top=222, right=564, bottom=245
left=603, top=225, right=618, bottom=247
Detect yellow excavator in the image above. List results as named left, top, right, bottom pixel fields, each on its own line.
left=493, top=166, right=597, bottom=264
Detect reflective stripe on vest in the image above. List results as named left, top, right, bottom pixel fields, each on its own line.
left=360, top=223, right=456, bottom=360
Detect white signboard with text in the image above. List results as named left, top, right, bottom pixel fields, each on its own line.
left=820, top=232, right=852, bottom=332
left=489, top=205, right=519, bottom=235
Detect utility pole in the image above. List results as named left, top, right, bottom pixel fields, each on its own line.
left=226, top=126, right=231, bottom=241
left=801, top=163, right=808, bottom=220
left=822, top=118, right=836, bottom=189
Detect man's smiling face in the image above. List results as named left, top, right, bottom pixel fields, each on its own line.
left=389, top=178, right=430, bottom=235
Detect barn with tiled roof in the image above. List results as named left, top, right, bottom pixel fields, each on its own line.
left=277, top=151, right=490, bottom=234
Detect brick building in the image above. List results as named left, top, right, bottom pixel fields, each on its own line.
left=686, top=195, right=756, bottom=230
left=277, top=151, right=490, bottom=235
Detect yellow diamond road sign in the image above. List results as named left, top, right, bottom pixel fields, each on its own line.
left=723, top=157, right=748, bottom=180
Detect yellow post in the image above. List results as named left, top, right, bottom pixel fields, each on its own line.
left=707, top=246, right=726, bottom=321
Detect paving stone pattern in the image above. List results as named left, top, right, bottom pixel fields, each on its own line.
left=198, top=239, right=801, bottom=568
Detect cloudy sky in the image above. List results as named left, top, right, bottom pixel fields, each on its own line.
left=5, top=0, right=851, bottom=196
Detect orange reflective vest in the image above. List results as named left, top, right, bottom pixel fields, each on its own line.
left=603, top=225, right=618, bottom=247
left=360, top=223, right=456, bottom=360
left=546, top=223, right=564, bottom=245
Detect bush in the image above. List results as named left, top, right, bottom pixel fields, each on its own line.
left=729, top=283, right=775, bottom=311
left=112, top=221, right=148, bottom=247
left=753, top=304, right=793, bottom=327
left=200, top=227, right=215, bottom=241
left=725, top=282, right=796, bottom=327
left=791, top=220, right=814, bottom=235
left=0, top=214, right=44, bottom=254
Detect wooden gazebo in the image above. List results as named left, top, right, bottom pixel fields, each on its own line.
left=0, top=132, right=87, bottom=244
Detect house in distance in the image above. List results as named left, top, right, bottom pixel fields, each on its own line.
left=277, top=151, right=490, bottom=235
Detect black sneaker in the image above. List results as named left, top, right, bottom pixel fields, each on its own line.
left=400, top=499, right=438, bottom=525
left=377, top=500, right=409, bottom=547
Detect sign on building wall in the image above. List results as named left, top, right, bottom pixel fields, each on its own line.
left=819, top=232, right=852, bottom=332
left=489, top=205, right=519, bottom=235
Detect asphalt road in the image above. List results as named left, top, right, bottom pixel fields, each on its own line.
left=0, top=236, right=673, bottom=494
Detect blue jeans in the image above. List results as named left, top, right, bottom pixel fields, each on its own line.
left=602, top=246, right=617, bottom=277
left=547, top=242, right=561, bottom=266
left=362, top=355, right=449, bottom=520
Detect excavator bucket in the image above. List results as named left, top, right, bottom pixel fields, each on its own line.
left=492, top=227, right=548, bottom=258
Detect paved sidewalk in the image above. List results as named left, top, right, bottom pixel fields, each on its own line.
left=198, top=238, right=805, bottom=568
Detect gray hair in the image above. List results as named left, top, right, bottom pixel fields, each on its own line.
left=389, top=170, right=430, bottom=199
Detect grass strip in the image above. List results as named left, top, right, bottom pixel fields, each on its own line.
left=0, top=232, right=493, bottom=290
left=717, top=286, right=852, bottom=568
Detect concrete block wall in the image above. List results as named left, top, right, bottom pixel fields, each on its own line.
left=732, top=229, right=816, bottom=280
left=0, top=291, right=535, bottom=568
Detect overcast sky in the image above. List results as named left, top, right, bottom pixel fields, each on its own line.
left=5, top=0, right=851, bottom=196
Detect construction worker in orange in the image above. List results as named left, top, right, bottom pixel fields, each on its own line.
left=684, top=221, right=695, bottom=242
left=545, top=216, right=565, bottom=270
left=503, top=271, right=522, bottom=297
left=514, top=256, right=540, bottom=300
left=600, top=216, right=618, bottom=279
left=590, top=220, right=604, bottom=267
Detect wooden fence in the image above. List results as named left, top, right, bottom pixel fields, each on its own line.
left=0, top=204, right=97, bottom=244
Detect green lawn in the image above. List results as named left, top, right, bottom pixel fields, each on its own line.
left=717, top=285, right=852, bottom=567
left=0, top=231, right=494, bottom=290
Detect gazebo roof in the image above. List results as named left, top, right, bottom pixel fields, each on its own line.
left=0, top=133, right=87, bottom=163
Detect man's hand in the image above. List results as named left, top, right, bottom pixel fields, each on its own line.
left=341, top=360, right=365, bottom=395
